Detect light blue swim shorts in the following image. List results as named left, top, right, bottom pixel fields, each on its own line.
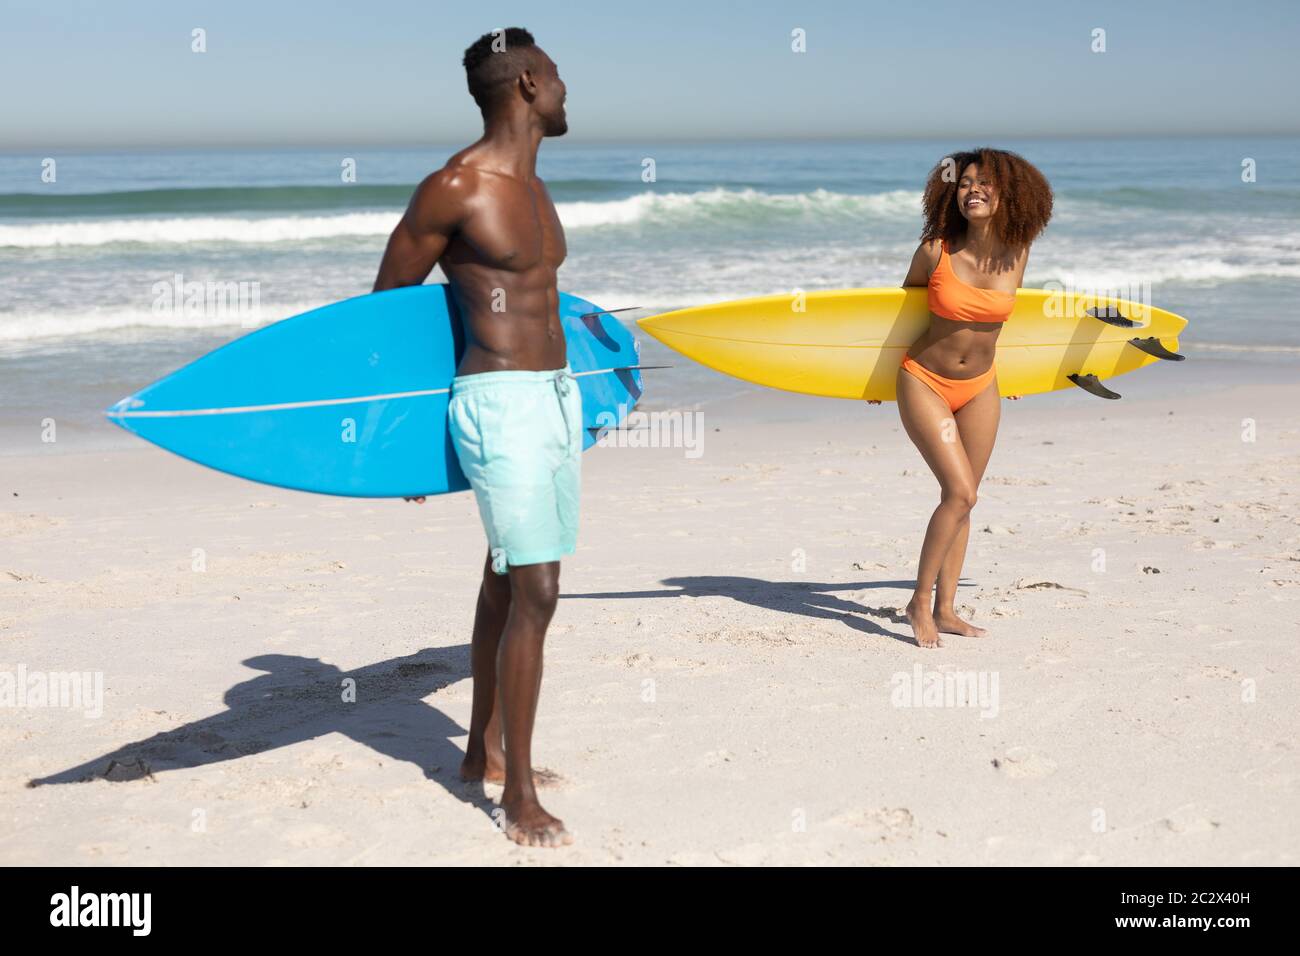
left=448, top=365, right=582, bottom=575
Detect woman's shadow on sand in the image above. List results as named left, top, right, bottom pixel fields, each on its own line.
left=564, top=575, right=936, bottom=644
left=26, top=645, right=499, bottom=816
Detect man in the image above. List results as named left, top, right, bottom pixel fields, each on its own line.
left=373, top=27, right=574, bottom=848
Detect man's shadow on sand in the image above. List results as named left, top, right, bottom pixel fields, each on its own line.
left=27, top=645, right=498, bottom=816
left=564, top=575, right=955, bottom=644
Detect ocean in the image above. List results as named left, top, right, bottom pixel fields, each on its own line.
left=2, top=137, right=1299, bottom=452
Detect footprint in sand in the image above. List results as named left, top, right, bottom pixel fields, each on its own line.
left=860, top=604, right=908, bottom=625
left=851, top=561, right=890, bottom=572
left=1198, top=665, right=1240, bottom=680
left=1013, top=579, right=1089, bottom=597
left=1160, top=804, right=1219, bottom=835
left=281, top=823, right=351, bottom=848
left=78, top=842, right=133, bottom=859
left=0, top=514, right=65, bottom=536
left=474, top=767, right=567, bottom=791
left=3, top=569, right=45, bottom=584
left=832, top=806, right=916, bottom=842
left=993, top=747, right=1058, bottom=779
left=97, top=758, right=155, bottom=783
left=714, top=842, right=770, bottom=865
left=697, top=749, right=735, bottom=769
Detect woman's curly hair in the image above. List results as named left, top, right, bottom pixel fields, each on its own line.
left=920, top=148, right=1053, bottom=250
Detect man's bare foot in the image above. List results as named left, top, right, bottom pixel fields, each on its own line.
left=932, top=610, right=988, bottom=638
left=501, top=797, right=573, bottom=848
left=459, top=752, right=489, bottom=782
left=459, top=753, right=562, bottom=789
left=905, top=597, right=943, bottom=648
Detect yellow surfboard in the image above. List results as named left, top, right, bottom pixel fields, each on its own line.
left=638, top=288, right=1187, bottom=401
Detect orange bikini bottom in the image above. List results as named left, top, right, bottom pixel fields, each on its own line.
left=899, top=355, right=996, bottom=413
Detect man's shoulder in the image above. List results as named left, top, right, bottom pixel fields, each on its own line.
left=405, top=161, right=482, bottom=230
left=415, top=160, right=481, bottom=200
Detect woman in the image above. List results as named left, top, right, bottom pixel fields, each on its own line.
left=897, top=148, right=1053, bottom=648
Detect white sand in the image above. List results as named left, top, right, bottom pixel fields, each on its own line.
left=2, top=368, right=1298, bottom=865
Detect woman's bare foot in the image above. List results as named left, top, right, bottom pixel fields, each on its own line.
left=501, top=797, right=573, bottom=848
left=905, top=596, right=943, bottom=648
left=932, top=609, right=988, bottom=638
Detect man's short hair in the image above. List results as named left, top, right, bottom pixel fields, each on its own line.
left=463, top=28, right=539, bottom=113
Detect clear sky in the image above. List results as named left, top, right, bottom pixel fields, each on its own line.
left=4, top=0, right=1298, bottom=148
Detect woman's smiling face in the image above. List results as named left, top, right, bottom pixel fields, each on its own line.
left=956, top=163, right=998, bottom=221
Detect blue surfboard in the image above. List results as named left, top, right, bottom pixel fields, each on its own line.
left=105, top=285, right=644, bottom=497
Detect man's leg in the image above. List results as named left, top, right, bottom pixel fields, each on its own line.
left=497, top=560, right=571, bottom=847
left=459, top=550, right=511, bottom=782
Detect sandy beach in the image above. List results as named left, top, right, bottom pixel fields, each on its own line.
left=3, top=352, right=1297, bottom=865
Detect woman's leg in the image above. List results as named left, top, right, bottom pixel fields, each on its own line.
left=933, top=379, right=1001, bottom=636
left=896, top=367, right=979, bottom=648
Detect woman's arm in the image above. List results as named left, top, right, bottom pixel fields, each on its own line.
left=902, top=240, right=940, bottom=287
left=1013, top=246, right=1031, bottom=287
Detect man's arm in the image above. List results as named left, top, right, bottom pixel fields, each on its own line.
left=372, top=167, right=470, bottom=292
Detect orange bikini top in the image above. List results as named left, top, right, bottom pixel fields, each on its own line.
left=927, top=240, right=1015, bottom=323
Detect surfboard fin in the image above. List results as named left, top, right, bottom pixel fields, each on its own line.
left=579, top=307, right=644, bottom=350
left=589, top=425, right=653, bottom=444
left=570, top=363, right=672, bottom=378
left=1086, top=305, right=1138, bottom=328
left=580, top=306, right=642, bottom=319
left=1127, top=336, right=1185, bottom=361
left=1068, top=373, right=1122, bottom=399
left=615, top=369, right=643, bottom=401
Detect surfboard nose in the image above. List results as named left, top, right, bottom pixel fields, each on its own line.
left=636, top=311, right=678, bottom=334
left=105, top=395, right=144, bottom=418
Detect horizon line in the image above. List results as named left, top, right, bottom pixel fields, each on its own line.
left=4, top=130, right=1300, bottom=155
